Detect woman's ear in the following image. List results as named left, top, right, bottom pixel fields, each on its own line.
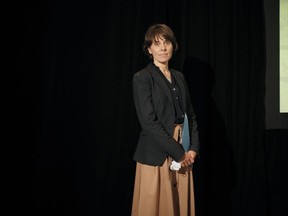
left=148, top=47, right=152, bottom=54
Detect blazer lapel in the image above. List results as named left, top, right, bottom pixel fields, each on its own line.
left=147, top=64, right=174, bottom=106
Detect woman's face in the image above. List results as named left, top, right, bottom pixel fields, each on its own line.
left=148, top=35, right=173, bottom=65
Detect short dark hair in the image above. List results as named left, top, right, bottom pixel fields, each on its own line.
left=143, top=24, right=178, bottom=58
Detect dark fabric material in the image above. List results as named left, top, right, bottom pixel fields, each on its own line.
left=132, top=63, right=199, bottom=165
left=152, top=63, right=185, bottom=124
left=264, top=129, right=288, bottom=216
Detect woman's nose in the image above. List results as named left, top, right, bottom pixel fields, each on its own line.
left=160, top=44, right=166, bottom=51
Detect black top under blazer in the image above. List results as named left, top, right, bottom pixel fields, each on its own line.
left=132, top=63, right=200, bottom=166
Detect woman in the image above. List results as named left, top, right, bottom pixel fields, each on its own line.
left=131, top=23, right=200, bottom=216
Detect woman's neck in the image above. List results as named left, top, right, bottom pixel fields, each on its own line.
left=154, top=61, right=169, bottom=74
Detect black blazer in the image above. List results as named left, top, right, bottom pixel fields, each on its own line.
left=132, top=63, right=200, bottom=166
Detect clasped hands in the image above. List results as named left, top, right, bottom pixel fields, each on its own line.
left=180, top=150, right=197, bottom=167
left=170, top=150, right=197, bottom=171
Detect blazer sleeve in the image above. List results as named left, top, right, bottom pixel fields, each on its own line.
left=180, top=72, right=200, bottom=155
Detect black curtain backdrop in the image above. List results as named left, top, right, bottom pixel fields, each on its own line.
left=18, top=0, right=286, bottom=215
